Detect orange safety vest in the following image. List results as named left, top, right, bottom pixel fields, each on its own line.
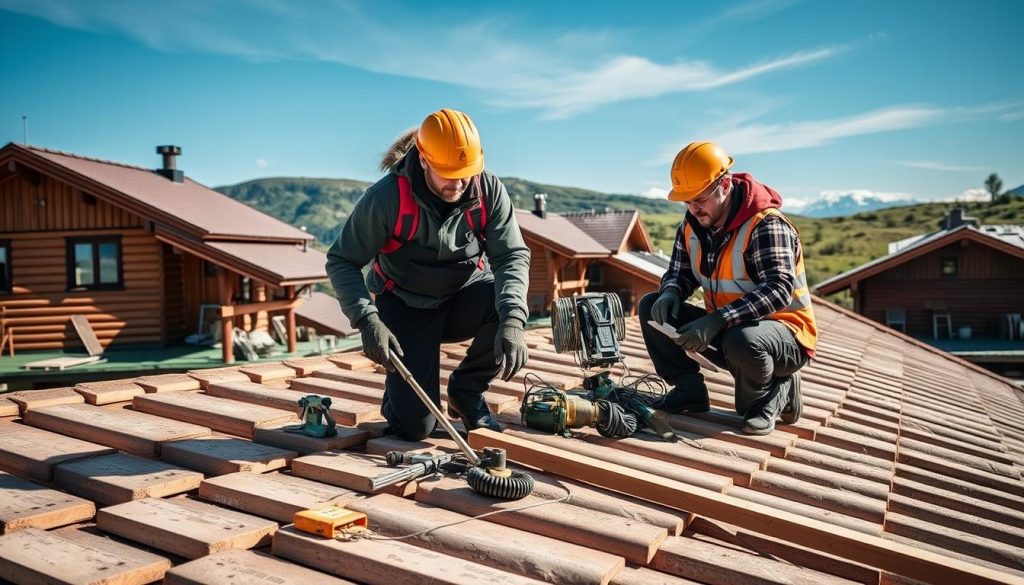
left=684, top=208, right=817, bottom=352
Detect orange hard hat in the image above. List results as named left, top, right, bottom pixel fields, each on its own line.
left=668, top=141, right=734, bottom=202
left=415, top=108, right=484, bottom=179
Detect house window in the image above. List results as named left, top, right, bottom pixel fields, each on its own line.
left=67, top=236, right=122, bottom=290
left=940, top=257, right=958, bottom=277
left=0, top=240, right=10, bottom=294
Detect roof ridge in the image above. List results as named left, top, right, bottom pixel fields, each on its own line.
left=561, top=209, right=636, bottom=217
left=26, top=144, right=154, bottom=173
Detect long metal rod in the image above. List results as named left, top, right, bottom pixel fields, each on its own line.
left=389, top=354, right=480, bottom=466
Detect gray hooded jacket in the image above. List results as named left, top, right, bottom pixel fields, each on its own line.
left=325, top=138, right=530, bottom=328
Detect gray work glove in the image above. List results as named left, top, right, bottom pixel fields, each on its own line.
left=675, top=311, right=726, bottom=352
left=357, top=313, right=403, bottom=368
left=494, top=318, right=528, bottom=382
left=651, top=288, right=682, bottom=324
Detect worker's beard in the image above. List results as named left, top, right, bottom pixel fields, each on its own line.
left=433, top=184, right=467, bottom=203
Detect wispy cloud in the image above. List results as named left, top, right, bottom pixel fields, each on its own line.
left=501, top=47, right=843, bottom=119
left=1001, top=111, right=1024, bottom=122
left=0, top=0, right=842, bottom=118
left=897, top=160, right=983, bottom=172
left=662, top=101, right=1023, bottom=160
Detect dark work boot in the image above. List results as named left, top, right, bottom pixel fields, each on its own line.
left=655, top=373, right=711, bottom=414
left=779, top=371, right=802, bottom=424
left=742, top=378, right=789, bottom=436
left=447, top=392, right=503, bottom=433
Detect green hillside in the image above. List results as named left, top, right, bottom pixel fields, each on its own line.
left=215, top=176, right=677, bottom=245
left=217, top=177, right=1024, bottom=288
left=644, top=197, right=1024, bottom=287
left=216, top=177, right=371, bottom=245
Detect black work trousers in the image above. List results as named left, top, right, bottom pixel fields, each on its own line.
left=638, top=292, right=808, bottom=417
left=376, top=280, right=501, bottom=440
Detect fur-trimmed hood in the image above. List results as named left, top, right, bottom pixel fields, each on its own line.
left=379, top=128, right=417, bottom=174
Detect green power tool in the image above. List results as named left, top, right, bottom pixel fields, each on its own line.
left=521, top=293, right=676, bottom=442
left=284, top=395, right=338, bottom=438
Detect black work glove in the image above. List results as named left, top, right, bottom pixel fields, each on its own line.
left=494, top=318, right=528, bottom=382
left=357, top=313, right=403, bottom=369
left=675, top=312, right=726, bottom=352
left=651, top=288, right=682, bottom=324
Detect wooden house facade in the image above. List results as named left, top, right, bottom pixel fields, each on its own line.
left=0, top=143, right=329, bottom=364
left=814, top=209, right=1024, bottom=376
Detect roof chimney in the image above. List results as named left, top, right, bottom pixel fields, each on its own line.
left=155, top=145, right=184, bottom=183
left=940, top=206, right=978, bottom=230
left=533, top=193, right=547, bottom=219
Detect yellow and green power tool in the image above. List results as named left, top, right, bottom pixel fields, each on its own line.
left=521, top=293, right=676, bottom=442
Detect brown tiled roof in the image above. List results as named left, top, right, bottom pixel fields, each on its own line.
left=562, top=209, right=639, bottom=251
left=515, top=210, right=608, bottom=257
left=206, top=242, right=327, bottom=285
left=1, top=297, right=1023, bottom=583
left=294, top=291, right=357, bottom=337
left=1, top=143, right=326, bottom=286
left=10, top=144, right=312, bottom=243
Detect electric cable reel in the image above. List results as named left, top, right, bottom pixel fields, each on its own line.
left=551, top=292, right=626, bottom=369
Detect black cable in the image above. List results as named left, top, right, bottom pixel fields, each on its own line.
left=594, top=400, right=638, bottom=438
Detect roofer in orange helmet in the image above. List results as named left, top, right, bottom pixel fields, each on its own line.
left=326, top=109, right=531, bottom=441
left=639, top=141, right=817, bottom=436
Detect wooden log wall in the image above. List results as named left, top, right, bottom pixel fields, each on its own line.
left=0, top=174, right=165, bottom=351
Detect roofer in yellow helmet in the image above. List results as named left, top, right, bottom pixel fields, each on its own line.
left=326, top=108, right=531, bottom=440
left=639, top=141, right=817, bottom=436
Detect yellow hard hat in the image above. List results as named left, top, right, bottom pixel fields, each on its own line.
left=668, top=141, right=734, bottom=202
left=415, top=108, right=484, bottom=179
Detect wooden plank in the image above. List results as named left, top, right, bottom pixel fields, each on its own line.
left=161, top=437, right=296, bottom=476
left=187, top=366, right=250, bottom=390
left=5, top=387, right=84, bottom=414
left=74, top=378, right=145, bottom=405
left=289, top=376, right=385, bottom=403
left=238, top=362, right=299, bottom=383
left=132, top=392, right=297, bottom=439
left=205, top=381, right=381, bottom=427
left=0, top=398, right=17, bottom=418
left=53, top=453, right=204, bottom=506
left=0, top=472, right=95, bottom=534
left=252, top=422, right=371, bottom=455
left=136, top=373, right=201, bottom=393
left=199, top=471, right=361, bottom=523
left=498, top=425, right=735, bottom=492
left=651, top=534, right=860, bottom=584
left=22, top=403, right=212, bottom=458
left=97, top=497, right=278, bottom=559
left=70, top=314, right=104, bottom=356
left=468, top=428, right=1024, bottom=585
left=346, top=493, right=627, bottom=584
left=164, top=549, right=356, bottom=585
left=326, top=352, right=377, bottom=371
left=0, top=420, right=115, bottom=482
left=0, top=526, right=171, bottom=585
left=22, top=355, right=103, bottom=370
left=416, top=476, right=668, bottom=565
left=290, top=451, right=417, bottom=497
left=272, top=525, right=545, bottom=585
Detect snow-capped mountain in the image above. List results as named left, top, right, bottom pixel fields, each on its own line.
left=789, top=191, right=919, bottom=218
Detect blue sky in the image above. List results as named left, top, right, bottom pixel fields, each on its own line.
left=1, top=0, right=1021, bottom=210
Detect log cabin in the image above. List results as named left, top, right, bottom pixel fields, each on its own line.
left=0, top=142, right=329, bottom=365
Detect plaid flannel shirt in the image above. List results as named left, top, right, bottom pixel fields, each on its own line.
left=660, top=214, right=800, bottom=327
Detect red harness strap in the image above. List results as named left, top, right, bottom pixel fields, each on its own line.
left=374, top=174, right=488, bottom=291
